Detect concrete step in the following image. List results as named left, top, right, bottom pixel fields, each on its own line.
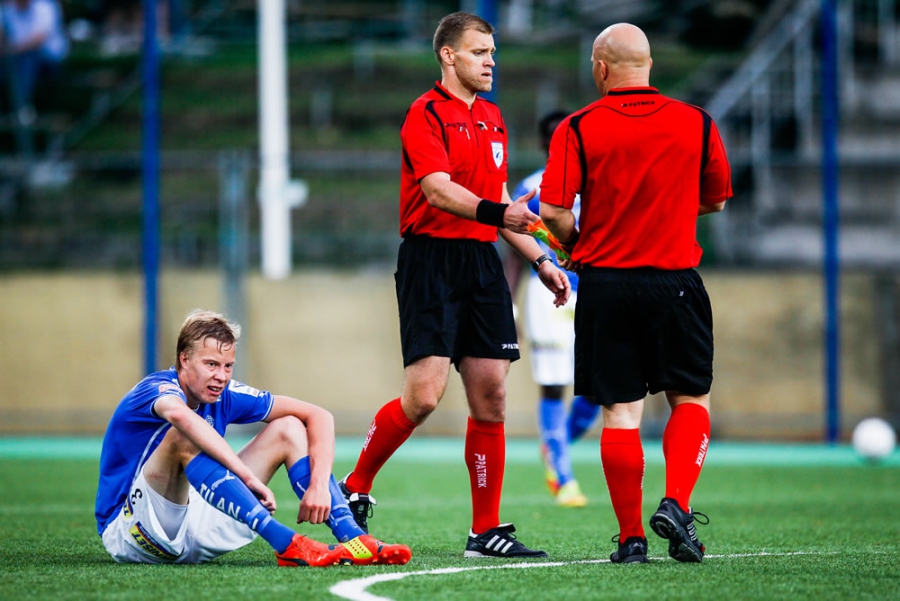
left=845, top=66, right=900, bottom=120
left=839, top=116, right=900, bottom=158
left=744, top=223, right=900, bottom=267
left=758, top=161, right=900, bottom=222
left=576, top=0, right=658, bottom=23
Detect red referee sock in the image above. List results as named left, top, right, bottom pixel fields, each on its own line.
left=465, top=417, right=506, bottom=534
left=346, top=397, right=416, bottom=494
left=600, top=427, right=645, bottom=540
left=663, top=402, right=711, bottom=512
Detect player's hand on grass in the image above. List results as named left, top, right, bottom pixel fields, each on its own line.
left=503, top=189, right=539, bottom=234
left=537, top=263, right=571, bottom=307
left=296, top=481, right=332, bottom=525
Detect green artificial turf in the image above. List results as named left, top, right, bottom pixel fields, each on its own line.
left=1, top=438, right=897, bottom=600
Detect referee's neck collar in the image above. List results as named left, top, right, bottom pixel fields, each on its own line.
left=606, top=87, right=659, bottom=96
left=432, top=81, right=479, bottom=108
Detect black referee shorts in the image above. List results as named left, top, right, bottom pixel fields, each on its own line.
left=574, top=267, right=713, bottom=406
left=395, top=234, right=520, bottom=368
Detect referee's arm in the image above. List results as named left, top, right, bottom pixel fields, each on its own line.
left=540, top=202, right=577, bottom=247
left=699, top=201, right=726, bottom=216
left=419, top=173, right=538, bottom=234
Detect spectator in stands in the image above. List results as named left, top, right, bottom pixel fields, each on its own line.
left=0, top=0, right=69, bottom=117
left=99, top=0, right=141, bottom=56
left=99, top=0, right=173, bottom=56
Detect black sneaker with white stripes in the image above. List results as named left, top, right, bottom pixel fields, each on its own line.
left=338, top=473, right=376, bottom=534
left=464, top=523, right=548, bottom=558
left=649, top=497, right=709, bottom=563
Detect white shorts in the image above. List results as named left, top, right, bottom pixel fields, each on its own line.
left=524, top=276, right=577, bottom=386
left=100, top=469, right=257, bottom=564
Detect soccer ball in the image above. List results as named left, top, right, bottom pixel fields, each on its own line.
left=851, top=417, right=896, bottom=462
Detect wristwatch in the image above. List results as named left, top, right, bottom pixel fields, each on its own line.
left=531, top=254, right=552, bottom=272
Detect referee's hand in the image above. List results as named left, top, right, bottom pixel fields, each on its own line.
left=503, top=189, right=539, bottom=233
left=537, top=262, right=571, bottom=307
left=559, top=256, right=582, bottom=273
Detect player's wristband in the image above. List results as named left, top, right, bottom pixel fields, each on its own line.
left=531, top=254, right=552, bottom=272
left=475, top=199, right=508, bottom=228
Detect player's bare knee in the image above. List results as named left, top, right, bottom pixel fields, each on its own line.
left=404, top=396, right=438, bottom=423
left=263, top=415, right=309, bottom=447
left=157, top=426, right=201, bottom=463
left=468, top=391, right=506, bottom=422
left=480, top=385, right=506, bottom=409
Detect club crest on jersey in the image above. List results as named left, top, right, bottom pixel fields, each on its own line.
left=492, top=142, right=503, bottom=168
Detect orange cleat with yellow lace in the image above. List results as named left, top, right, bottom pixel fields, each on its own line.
left=337, top=534, right=412, bottom=566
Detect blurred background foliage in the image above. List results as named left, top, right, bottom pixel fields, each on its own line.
left=0, top=1, right=782, bottom=269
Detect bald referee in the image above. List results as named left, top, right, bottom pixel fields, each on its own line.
left=540, top=23, right=732, bottom=564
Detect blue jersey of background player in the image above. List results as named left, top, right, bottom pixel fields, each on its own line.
left=513, top=171, right=580, bottom=293
left=504, top=110, right=600, bottom=507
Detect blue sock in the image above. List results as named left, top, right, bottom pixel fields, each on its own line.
left=539, top=398, right=574, bottom=485
left=567, top=395, right=600, bottom=443
left=288, top=457, right=365, bottom=543
left=185, top=453, right=295, bottom=554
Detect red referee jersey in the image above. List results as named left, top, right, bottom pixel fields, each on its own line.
left=540, top=87, right=732, bottom=269
left=399, top=82, right=508, bottom=241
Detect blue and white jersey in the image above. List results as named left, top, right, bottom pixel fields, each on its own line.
left=95, top=368, right=274, bottom=535
left=1, top=0, right=69, bottom=61
left=514, top=168, right=580, bottom=292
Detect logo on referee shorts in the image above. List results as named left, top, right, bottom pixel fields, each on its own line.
left=491, top=142, right=503, bottom=168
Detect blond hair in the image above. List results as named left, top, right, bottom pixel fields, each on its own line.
left=175, top=309, right=241, bottom=370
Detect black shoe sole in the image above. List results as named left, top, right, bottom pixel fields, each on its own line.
left=464, top=548, right=548, bottom=558
left=649, top=513, right=703, bottom=563
left=610, top=553, right=649, bottom=564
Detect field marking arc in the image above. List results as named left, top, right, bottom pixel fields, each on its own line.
left=329, top=551, right=826, bottom=601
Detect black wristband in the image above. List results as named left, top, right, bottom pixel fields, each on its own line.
left=531, top=254, right=552, bottom=272
left=475, top=199, right=508, bottom=228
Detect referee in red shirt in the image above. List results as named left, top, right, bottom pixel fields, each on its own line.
left=541, top=23, right=732, bottom=564
left=339, top=12, right=570, bottom=559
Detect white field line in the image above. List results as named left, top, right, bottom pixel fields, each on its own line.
left=329, top=551, right=828, bottom=601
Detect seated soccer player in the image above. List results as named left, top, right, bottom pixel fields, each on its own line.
left=95, top=309, right=411, bottom=567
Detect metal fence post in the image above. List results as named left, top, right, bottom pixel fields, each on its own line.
left=219, top=150, right=250, bottom=379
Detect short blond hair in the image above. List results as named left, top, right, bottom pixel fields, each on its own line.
left=175, top=309, right=241, bottom=370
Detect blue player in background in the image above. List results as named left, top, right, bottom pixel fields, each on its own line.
left=95, top=309, right=411, bottom=567
left=504, top=111, right=601, bottom=507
